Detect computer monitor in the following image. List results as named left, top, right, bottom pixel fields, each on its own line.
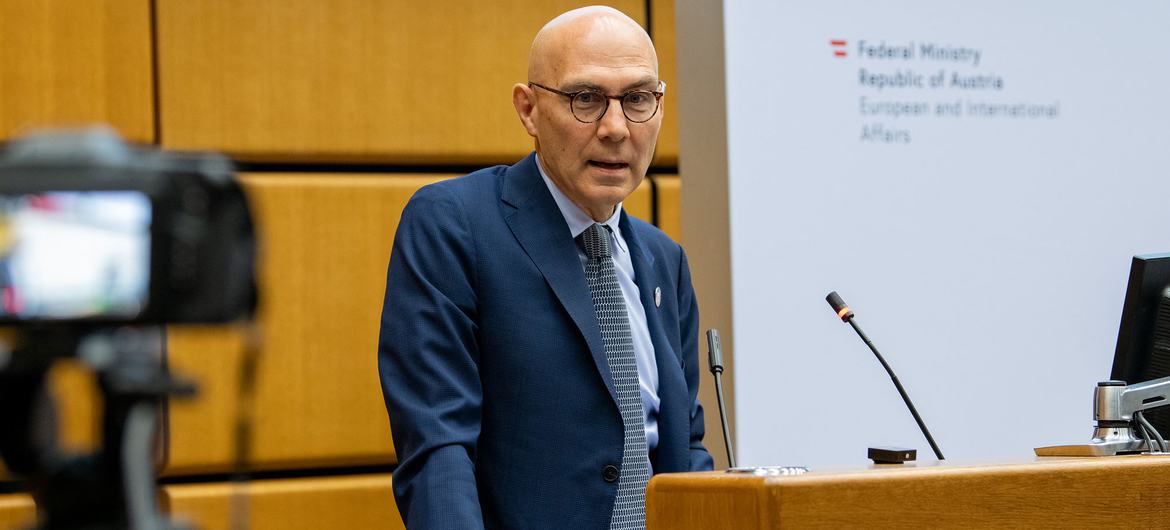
left=1111, top=252, right=1170, bottom=436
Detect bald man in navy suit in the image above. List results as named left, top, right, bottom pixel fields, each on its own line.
left=378, top=7, right=713, bottom=529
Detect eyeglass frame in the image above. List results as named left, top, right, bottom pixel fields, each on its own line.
left=528, top=81, right=666, bottom=124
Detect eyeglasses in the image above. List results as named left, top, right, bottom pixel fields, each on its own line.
left=528, top=81, right=666, bottom=123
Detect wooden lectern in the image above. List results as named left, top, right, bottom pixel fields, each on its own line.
left=647, top=456, right=1170, bottom=528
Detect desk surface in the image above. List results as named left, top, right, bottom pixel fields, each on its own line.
left=647, top=456, right=1170, bottom=529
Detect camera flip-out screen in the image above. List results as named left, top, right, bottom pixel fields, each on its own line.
left=0, top=129, right=256, bottom=325
left=0, top=191, right=151, bottom=320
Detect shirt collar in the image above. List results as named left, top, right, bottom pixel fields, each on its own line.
left=535, top=154, right=628, bottom=252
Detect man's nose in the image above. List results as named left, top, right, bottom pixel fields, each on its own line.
left=596, top=98, right=630, bottom=142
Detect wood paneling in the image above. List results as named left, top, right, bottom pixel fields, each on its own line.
left=0, top=0, right=153, bottom=142
left=48, top=360, right=102, bottom=453
left=651, top=0, right=679, bottom=166
left=165, top=174, right=448, bottom=474
left=163, top=474, right=404, bottom=530
left=2, top=475, right=406, bottom=529
left=0, top=493, right=35, bottom=529
left=626, top=177, right=653, bottom=223
left=648, top=457, right=1170, bottom=528
left=653, top=175, right=680, bottom=241
left=155, top=0, right=646, bottom=163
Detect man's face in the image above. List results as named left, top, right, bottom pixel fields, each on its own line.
left=517, top=18, right=662, bottom=221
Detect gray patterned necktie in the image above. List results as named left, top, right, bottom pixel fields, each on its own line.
left=580, top=223, right=649, bottom=530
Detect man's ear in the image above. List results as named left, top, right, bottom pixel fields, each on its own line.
left=512, top=83, right=539, bottom=137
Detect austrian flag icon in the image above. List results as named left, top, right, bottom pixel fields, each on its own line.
left=830, top=39, right=847, bottom=57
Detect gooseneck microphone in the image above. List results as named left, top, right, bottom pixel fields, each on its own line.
left=706, top=329, right=736, bottom=468
left=825, top=292, right=945, bottom=460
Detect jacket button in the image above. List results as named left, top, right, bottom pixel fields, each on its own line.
left=602, top=465, right=620, bottom=483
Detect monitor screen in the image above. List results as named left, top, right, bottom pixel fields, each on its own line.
left=1111, top=252, right=1170, bottom=437
left=0, top=191, right=152, bottom=320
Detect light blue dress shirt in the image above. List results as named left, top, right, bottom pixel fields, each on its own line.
left=535, top=155, right=661, bottom=452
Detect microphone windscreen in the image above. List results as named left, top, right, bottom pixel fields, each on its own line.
left=826, top=291, right=847, bottom=312
left=706, top=329, right=723, bottom=371
left=826, top=291, right=854, bottom=321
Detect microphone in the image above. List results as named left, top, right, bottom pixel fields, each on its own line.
left=706, top=329, right=736, bottom=468
left=825, top=291, right=945, bottom=460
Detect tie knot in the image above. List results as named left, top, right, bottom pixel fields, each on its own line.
left=580, top=223, right=612, bottom=260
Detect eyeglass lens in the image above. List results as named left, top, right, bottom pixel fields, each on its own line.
left=571, top=91, right=658, bottom=123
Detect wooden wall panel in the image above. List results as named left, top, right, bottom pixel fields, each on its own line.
left=165, top=174, right=448, bottom=474
left=653, top=175, right=680, bottom=241
left=47, top=360, right=102, bottom=453
left=0, top=493, right=35, bottom=529
left=626, top=178, right=653, bottom=223
left=0, top=0, right=153, bottom=142
left=164, top=474, right=403, bottom=530
left=155, top=0, right=647, bottom=163
left=651, top=0, right=679, bottom=166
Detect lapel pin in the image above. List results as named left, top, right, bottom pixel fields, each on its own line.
left=654, top=287, right=662, bottom=307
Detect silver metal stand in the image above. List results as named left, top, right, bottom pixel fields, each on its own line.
left=1035, top=377, right=1170, bottom=456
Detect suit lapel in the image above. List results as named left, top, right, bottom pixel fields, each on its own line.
left=620, top=212, right=688, bottom=471
left=501, top=154, right=618, bottom=406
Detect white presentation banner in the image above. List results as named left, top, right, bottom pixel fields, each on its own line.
left=723, top=0, right=1170, bottom=469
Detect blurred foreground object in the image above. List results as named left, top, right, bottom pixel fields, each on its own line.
left=0, top=129, right=256, bottom=530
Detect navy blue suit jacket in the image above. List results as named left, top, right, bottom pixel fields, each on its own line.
left=378, top=153, right=713, bottom=529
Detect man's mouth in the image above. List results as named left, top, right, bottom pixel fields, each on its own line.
left=589, top=160, right=629, bottom=170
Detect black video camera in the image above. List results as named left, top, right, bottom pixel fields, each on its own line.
left=0, top=129, right=255, bottom=326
